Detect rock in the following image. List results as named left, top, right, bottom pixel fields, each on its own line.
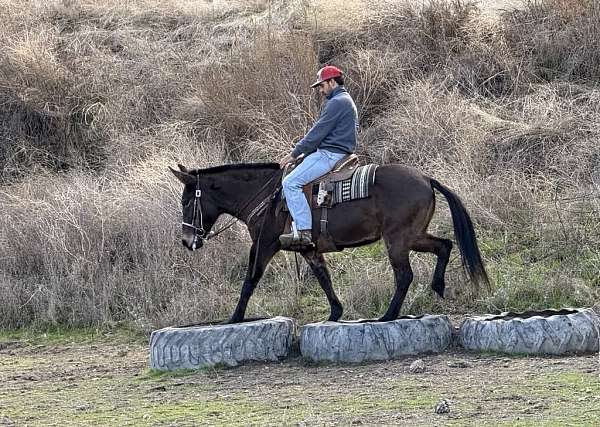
left=447, top=359, right=472, bottom=368
left=300, top=315, right=453, bottom=363
left=0, top=341, right=24, bottom=351
left=409, top=359, right=426, bottom=373
left=460, top=308, right=600, bottom=355
left=0, top=416, right=15, bottom=426
left=435, top=399, right=451, bottom=414
left=149, top=316, right=295, bottom=370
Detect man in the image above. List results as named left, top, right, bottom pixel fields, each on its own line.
left=278, top=65, right=359, bottom=248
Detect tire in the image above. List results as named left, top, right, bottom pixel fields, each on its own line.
left=300, top=315, right=454, bottom=363
left=459, top=308, right=600, bottom=355
left=150, top=316, right=296, bottom=370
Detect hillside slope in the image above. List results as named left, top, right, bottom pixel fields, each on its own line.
left=0, top=0, right=598, bottom=327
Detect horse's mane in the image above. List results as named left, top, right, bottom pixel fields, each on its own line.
left=191, top=162, right=280, bottom=175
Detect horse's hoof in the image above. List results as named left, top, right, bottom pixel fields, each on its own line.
left=327, top=307, right=343, bottom=322
left=432, top=280, right=445, bottom=298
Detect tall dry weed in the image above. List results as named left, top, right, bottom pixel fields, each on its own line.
left=0, top=154, right=245, bottom=328
left=503, top=0, right=600, bottom=81
left=0, top=0, right=598, bottom=328
left=181, top=30, right=318, bottom=161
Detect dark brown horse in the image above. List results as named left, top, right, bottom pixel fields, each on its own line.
left=170, top=162, right=490, bottom=323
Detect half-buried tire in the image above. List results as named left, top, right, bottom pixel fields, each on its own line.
left=300, top=315, right=454, bottom=363
left=460, top=308, right=600, bottom=355
left=150, top=316, right=296, bottom=370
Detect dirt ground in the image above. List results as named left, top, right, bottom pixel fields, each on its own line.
left=1, top=329, right=599, bottom=427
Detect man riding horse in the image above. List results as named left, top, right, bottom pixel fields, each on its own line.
left=170, top=65, right=490, bottom=324
left=278, top=65, right=358, bottom=248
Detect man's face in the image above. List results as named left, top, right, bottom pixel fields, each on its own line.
left=318, top=79, right=335, bottom=97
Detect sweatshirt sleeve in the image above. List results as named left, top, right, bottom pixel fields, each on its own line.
left=291, top=99, right=341, bottom=158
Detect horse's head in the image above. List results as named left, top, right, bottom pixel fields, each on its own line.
left=170, top=164, right=220, bottom=251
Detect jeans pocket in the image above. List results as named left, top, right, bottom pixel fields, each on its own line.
left=324, top=151, right=346, bottom=168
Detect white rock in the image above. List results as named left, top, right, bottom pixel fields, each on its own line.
left=435, top=399, right=450, bottom=414
left=409, top=359, right=426, bottom=373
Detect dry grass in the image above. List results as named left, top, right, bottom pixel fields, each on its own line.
left=503, top=0, right=600, bottom=81
left=0, top=0, right=598, bottom=328
left=180, top=30, right=319, bottom=162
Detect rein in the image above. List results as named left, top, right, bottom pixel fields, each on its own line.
left=183, top=170, right=282, bottom=249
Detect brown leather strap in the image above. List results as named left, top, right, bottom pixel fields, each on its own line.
left=320, top=206, right=328, bottom=234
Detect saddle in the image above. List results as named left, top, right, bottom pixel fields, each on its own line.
left=303, top=154, right=360, bottom=208
left=281, top=154, right=367, bottom=252
left=282, top=154, right=359, bottom=207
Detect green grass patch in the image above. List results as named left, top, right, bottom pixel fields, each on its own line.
left=139, top=365, right=229, bottom=381
left=1, top=373, right=438, bottom=426
left=482, top=244, right=598, bottom=312
left=0, top=323, right=146, bottom=346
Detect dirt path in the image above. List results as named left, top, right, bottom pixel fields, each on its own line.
left=0, top=332, right=599, bottom=426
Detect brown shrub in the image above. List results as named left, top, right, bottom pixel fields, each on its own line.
left=362, top=0, right=479, bottom=64
left=0, top=154, right=248, bottom=328
left=503, top=0, right=600, bottom=81
left=180, top=30, right=319, bottom=161
left=0, top=27, right=108, bottom=177
left=360, top=77, right=486, bottom=169
left=1, top=0, right=599, bottom=328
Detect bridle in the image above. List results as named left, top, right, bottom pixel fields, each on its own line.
left=181, top=174, right=211, bottom=250
left=182, top=171, right=281, bottom=250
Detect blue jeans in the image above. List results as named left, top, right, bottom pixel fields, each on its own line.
left=282, top=149, right=347, bottom=231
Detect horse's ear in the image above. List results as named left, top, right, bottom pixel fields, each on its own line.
left=177, top=163, right=188, bottom=173
left=169, top=167, right=195, bottom=185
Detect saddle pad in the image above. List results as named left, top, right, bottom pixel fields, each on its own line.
left=331, top=164, right=377, bottom=206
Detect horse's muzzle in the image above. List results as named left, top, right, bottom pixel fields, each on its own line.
left=182, top=235, right=202, bottom=251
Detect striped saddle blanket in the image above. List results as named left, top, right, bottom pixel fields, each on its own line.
left=326, top=164, right=378, bottom=206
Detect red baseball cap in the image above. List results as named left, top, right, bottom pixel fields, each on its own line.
left=310, top=65, right=343, bottom=88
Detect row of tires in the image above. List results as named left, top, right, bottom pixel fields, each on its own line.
left=150, top=308, right=600, bottom=370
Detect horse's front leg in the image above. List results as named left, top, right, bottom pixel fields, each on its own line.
left=302, top=251, right=343, bottom=321
left=228, top=240, right=279, bottom=323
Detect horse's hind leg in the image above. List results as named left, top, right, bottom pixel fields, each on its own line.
left=379, top=240, right=413, bottom=322
left=411, top=234, right=452, bottom=298
left=303, top=251, right=343, bottom=321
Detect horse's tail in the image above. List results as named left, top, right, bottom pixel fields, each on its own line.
left=430, top=179, right=491, bottom=294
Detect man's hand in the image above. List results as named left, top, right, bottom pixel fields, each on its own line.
left=278, top=153, right=296, bottom=168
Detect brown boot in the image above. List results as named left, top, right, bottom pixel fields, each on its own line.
left=279, top=229, right=314, bottom=248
